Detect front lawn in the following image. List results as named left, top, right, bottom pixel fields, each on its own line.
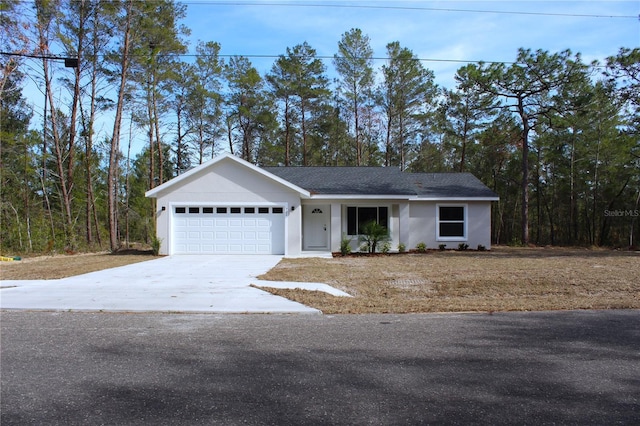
left=257, top=246, right=640, bottom=313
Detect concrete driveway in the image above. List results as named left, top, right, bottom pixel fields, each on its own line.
left=0, top=255, right=343, bottom=314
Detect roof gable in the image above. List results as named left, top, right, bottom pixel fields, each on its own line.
left=145, top=154, right=310, bottom=198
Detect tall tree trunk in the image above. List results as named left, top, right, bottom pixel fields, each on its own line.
left=66, top=8, right=84, bottom=213
left=569, top=131, right=577, bottom=244
left=35, top=2, right=64, bottom=246
left=83, top=7, right=101, bottom=247
left=398, top=114, right=405, bottom=171
left=45, top=59, right=76, bottom=249
left=518, top=97, right=530, bottom=245
left=283, top=98, right=291, bottom=166
left=301, top=98, right=308, bottom=166
left=459, top=115, right=469, bottom=172
left=125, top=114, right=133, bottom=247
left=40, top=69, right=55, bottom=244
left=226, top=115, right=234, bottom=155
left=147, top=97, right=155, bottom=189
left=354, top=95, right=361, bottom=166
left=198, top=126, right=205, bottom=164
left=592, top=129, right=601, bottom=245
left=108, top=0, right=133, bottom=252
left=152, top=77, right=164, bottom=184
left=535, top=144, right=542, bottom=244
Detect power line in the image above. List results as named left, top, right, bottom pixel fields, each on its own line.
left=203, top=53, right=518, bottom=65
left=1, top=50, right=517, bottom=66
left=185, top=1, right=638, bottom=20
left=4, top=51, right=613, bottom=69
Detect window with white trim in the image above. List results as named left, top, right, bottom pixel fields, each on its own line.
left=347, top=206, right=388, bottom=235
left=437, top=205, right=467, bottom=240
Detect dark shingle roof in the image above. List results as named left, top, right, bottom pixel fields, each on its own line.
left=407, top=173, right=499, bottom=198
left=264, top=167, right=415, bottom=195
left=263, top=167, right=498, bottom=199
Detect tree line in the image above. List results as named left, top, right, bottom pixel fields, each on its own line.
left=1, top=0, right=638, bottom=254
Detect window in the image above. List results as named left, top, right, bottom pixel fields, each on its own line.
left=244, top=207, right=255, bottom=214
left=347, top=206, right=388, bottom=235
left=230, top=207, right=241, bottom=214
left=258, top=207, right=270, bottom=214
left=203, top=207, right=214, bottom=214
left=175, top=207, right=186, bottom=214
left=216, top=207, right=227, bottom=214
left=188, top=207, right=200, bottom=214
left=437, top=205, right=467, bottom=240
left=272, top=207, right=284, bottom=214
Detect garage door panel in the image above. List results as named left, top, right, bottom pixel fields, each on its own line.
left=172, top=206, right=285, bottom=255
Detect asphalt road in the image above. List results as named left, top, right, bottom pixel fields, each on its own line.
left=1, top=310, right=639, bottom=425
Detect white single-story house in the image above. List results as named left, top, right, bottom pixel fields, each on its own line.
left=145, top=153, right=499, bottom=256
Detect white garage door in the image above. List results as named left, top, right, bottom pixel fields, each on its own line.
left=172, top=206, right=285, bottom=254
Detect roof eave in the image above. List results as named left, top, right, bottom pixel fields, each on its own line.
left=414, top=196, right=500, bottom=201
left=305, top=195, right=499, bottom=201
left=307, top=194, right=415, bottom=200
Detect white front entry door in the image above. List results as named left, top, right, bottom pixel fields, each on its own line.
left=303, top=205, right=330, bottom=250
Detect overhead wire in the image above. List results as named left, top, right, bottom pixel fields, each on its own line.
left=1, top=50, right=517, bottom=66
left=3, top=0, right=634, bottom=66
left=181, top=1, right=638, bottom=19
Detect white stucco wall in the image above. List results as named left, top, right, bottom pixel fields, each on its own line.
left=151, top=159, right=303, bottom=255
left=407, top=201, right=492, bottom=250
left=300, top=199, right=493, bottom=253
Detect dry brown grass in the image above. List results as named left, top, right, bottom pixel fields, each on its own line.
left=0, top=251, right=156, bottom=280
left=2, top=247, right=637, bottom=314
left=257, top=246, right=640, bottom=314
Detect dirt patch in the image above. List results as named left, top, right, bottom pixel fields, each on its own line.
left=1, top=251, right=156, bottom=280
left=257, top=246, right=640, bottom=314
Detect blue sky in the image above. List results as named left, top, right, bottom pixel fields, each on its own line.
left=17, top=1, right=639, bottom=158
left=184, top=0, right=639, bottom=88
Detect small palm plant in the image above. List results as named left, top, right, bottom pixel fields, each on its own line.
left=359, top=221, right=389, bottom=254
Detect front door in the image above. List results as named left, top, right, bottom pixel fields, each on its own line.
left=303, top=205, right=330, bottom=250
